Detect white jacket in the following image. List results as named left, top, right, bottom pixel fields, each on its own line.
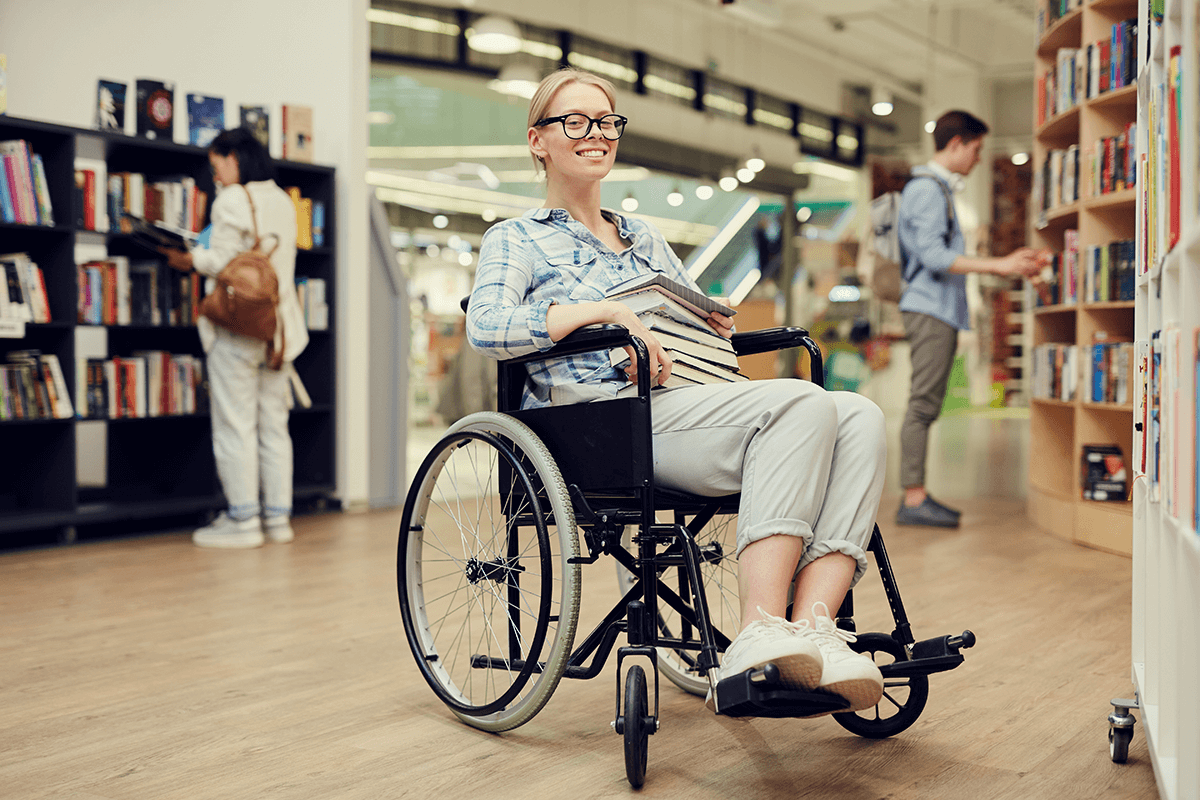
left=191, top=179, right=309, bottom=363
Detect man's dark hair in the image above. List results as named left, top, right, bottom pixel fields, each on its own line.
left=209, top=127, right=276, bottom=183
left=932, top=110, right=989, bottom=151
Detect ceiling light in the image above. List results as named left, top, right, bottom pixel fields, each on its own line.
left=746, top=155, right=765, bottom=172
left=432, top=214, right=449, bottom=229
left=1011, top=152, right=1030, bottom=166
left=718, top=170, right=739, bottom=192
left=487, top=64, right=540, bottom=99
left=667, top=187, right=684, bottom=207
left=621, top=192, right=639, bottom=212
left=736, top=167, right=756, bottom=183
left=426, top=244, right=440, bottom=258
left=366, top=111, right=395, bottom=125
left=796, top=206, right=812, bottom=222
left=924, top=120, right=937, bottom=133
left=481, top=208, right=497, bottom=222
left=695, top=182, right=714, bottom=200
left=458, top=251, right=474, bottom=267
left=467, top=15, right=522, bottom=54
left=871, top=87, right=893, bottom=116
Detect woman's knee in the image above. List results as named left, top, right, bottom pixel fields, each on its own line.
left=832, top=391, right=886, bottom=437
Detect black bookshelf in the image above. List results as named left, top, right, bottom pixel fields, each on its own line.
left=0, top=116, right=338, bottom=548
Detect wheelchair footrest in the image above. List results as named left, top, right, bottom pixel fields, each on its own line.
left=881, top=630, right=977, bottom=678
left=714, top=663, right=851, bottom=719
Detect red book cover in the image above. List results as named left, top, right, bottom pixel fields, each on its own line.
left=1099, top=40, right=1111, bottom=93
left=83, top=169, right=96, bottom=230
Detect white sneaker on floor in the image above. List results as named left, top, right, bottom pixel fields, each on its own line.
left=805, top=602, right=884, bottom=712
left=264, top=517, right=294, bottom=544
left=704, top=606, right=823, bottom=712
left=192, top=513, right=264, bottom=549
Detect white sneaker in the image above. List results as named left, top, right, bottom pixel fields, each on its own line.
left=192, top=513, right=264, bottom=549
left=805, top=602, right=884, bottom=712
left=704, top=606, right=823, bottom=711
left=264, top=517, right=294, bottom=544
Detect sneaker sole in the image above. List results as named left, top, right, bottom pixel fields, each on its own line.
left=822, top=676, right=884, bottom=713
left=193, top=532, right=264, bottom=549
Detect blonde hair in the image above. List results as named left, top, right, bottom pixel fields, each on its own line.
left=527, top=67, right=618, bottom=173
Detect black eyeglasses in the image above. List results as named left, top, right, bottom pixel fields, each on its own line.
left=533, top=113, right=628, bottom=140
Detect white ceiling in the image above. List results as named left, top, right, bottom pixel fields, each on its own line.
left=698, top=0, right=1037, bottom=94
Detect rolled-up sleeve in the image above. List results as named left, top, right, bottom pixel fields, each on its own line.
left=191, top=188, right=251, bottom=278
left=466, top=224, right=556, bottom=360
left=898, top=181, right=957, bottom=276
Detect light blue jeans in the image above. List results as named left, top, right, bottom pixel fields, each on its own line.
left=649, top=380, right=886, bottom=587
left=207, top=327, right=293, bottom=522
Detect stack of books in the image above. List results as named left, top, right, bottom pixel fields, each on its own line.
left=607, top=273, right=745, bottom=396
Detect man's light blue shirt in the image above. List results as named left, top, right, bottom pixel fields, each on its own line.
left=897, top=161, right=970, bottom=330
left=466, top=207, right=701, bottom=409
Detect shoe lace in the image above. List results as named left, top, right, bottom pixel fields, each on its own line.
left=808, top=601, right=857, bottom=654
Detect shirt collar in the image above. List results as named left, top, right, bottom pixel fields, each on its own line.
left=527, top=207, right=636, bottom=237
left=924, top=160, right=965, bottom=194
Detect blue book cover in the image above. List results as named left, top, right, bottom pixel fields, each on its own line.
left=0, top=160, right=15, bottom=222
left=312, top=201, right=324, bottom=247
left=187, top=94, right=224, bottom=148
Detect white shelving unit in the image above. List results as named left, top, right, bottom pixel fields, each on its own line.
left=1132, top=0, right=1200, bottom=796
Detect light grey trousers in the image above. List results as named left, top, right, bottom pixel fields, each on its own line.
left=207, top=327, right=294, bottom=522
left=648, top=379, right=887, bottom=587
left=900, top=311, right=959, bottom=489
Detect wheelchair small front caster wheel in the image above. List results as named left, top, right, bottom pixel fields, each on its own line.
left=623, top=665, right=650, bottom=788
left=1109, top=725, right=1133, bottom=763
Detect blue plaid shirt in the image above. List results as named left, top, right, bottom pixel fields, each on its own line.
left=466, top=207, right=700, bottom=409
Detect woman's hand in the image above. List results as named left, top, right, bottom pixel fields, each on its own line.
left=545, top=300, right=673, bottom=385
left=157, top=246, right=193, bottom=273
left=612, top=304, right=673, bottom=386
left=706, top=297, right=735, bottom=339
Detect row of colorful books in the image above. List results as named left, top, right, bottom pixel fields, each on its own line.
left=1031, top=343, right=1079, bottom=402
left=1036, top=0, right=1083, bottom=37
left=107, top=172, right=208, bottom=235
left=1138, top=327, right=1200, bottom=527
left=0, top=350, right=73, bottom=421
left=1083, top=239, right=1136, bottom=303
left=1033, top=131, right=1136, bottom=222
left=0, top=139, right=54, bottom=226
left=295, top=277, right=329, bottom=331
left=1091, top=125, right=1137, bottom=197
left=285, top=187, right=326, bottom=249
left=1034, top=22, right=1136, bottom=125
left=1086, top=339, right=1133, bottom=404
left=94, top=77, right=314, bottom=161
left=0, top=252, right=51, bottom=323
left=1035, top=146, right=1080, bottom=216
left=77, top=258, right=202, bottom=327
left=76, top=352, right=206, bottom=419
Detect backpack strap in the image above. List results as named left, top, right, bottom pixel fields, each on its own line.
left=900, top=173, right=957, bottom=283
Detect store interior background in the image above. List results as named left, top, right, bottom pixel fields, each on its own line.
left=0, top=0, right=1039, bottom=513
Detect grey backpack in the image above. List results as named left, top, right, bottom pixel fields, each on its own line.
left=867, top=175, right=955, bottom=303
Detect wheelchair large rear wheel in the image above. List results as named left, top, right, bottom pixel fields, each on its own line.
left=618, top=509, right=741, bottom=697
left=399, top=412, right=581, bottom=732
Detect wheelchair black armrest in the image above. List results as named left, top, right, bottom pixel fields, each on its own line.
left=505, top=324, right=638, bottom=365
left=731, top=327, right=812, bottom=356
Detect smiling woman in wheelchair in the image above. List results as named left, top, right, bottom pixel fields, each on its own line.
left=464, top=67, right=889, bottom=715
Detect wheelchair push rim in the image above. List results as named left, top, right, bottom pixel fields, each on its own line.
left=398, top=412, right=582, bottom=732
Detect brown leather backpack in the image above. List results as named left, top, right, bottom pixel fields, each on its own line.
left=199, top=186, right=285, bottom=369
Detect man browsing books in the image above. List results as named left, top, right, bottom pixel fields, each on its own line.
left=895, top=110, right=1048, bottom=528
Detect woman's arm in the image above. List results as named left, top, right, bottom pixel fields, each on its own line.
left=190, top=187, right=252, bottom=278
left=546, top=299, right=675, bottom=386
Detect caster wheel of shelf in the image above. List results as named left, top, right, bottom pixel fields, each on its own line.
left=1109, top=725, right=1132, bottom=763
left=623, top=665, right=650, bottom=788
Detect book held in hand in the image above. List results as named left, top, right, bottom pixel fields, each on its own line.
left=124, top=214, right=200, bottom=253
left=606, top=272, right=736, bottom=318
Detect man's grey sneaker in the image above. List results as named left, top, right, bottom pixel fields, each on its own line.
left=704, top=606, right=823, bottom=712
left=804, top=602, right=884, bottom=713
left=264, top=517, right=294, bottom=544
left=193, top=513, right=264, bottom=549
left=925, top=495, right=962, bottom=519
left=895, top=497, right=960, bottom=528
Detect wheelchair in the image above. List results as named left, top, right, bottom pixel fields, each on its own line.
left=397, top=322, right=975, bottom=788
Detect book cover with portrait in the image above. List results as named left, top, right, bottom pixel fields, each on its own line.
left=95, top=79, right=127, bottom=132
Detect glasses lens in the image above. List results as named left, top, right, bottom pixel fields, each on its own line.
left=600, top=115, right=626, bottom=140
left=561, top=114, right=591, bottom=138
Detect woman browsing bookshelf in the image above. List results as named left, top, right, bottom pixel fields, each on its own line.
left=158, top=127, right=309, bottom=549
left=465, top=67, right=888, bottom=715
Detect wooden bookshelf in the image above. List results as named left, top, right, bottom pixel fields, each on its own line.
left=0, top=116, right=337, bottom=549
left=1130, top=0, right=1200, bottom=792
left=1028, top=0, right=1138, bottom=556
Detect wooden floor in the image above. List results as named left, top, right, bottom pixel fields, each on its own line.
left=0, top=494, right=1158, bottom=799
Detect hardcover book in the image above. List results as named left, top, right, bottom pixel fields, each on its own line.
left=187, top=94, right=224, bottom=147
left=240, top=105, right=269, bottom=148
left=95, top=79, right=126, bottom=132
left=135, top=79, right=175, bottom=140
